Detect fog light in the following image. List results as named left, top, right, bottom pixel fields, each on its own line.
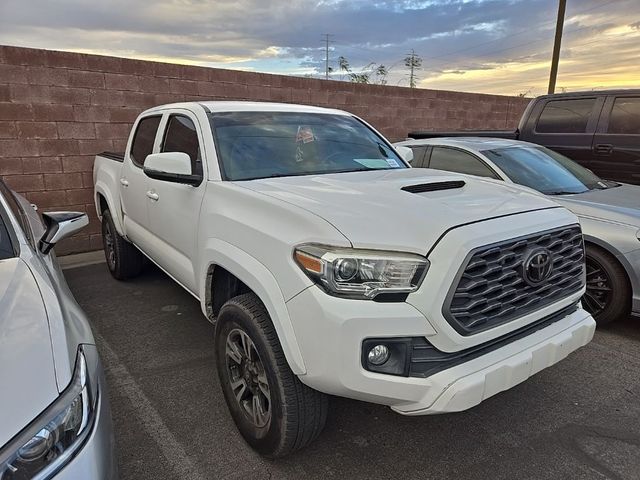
left=367, top=345, right=390, bottom=365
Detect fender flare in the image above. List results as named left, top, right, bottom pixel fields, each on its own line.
left=94, top=182, right=125, bottom=236
left=583, top=233, right=638, bottom=288
left=199, top=238, right=307, bottom=375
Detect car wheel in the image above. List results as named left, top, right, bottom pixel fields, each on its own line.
left=582, top=246, right=631, bottom=325
left=101, top=209, right=143, bottom=280
left=215, top=292, right=328, bottom=458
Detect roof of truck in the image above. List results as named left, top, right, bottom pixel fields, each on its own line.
left=144, top=101, right=350, bottom=116
left=534, top=89, right=640, bottom=99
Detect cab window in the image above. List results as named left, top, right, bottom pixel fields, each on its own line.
left=161, top=115, right=203, bottom=176
left=536, top=98, right=596, bottom=133
left=429, top=147, right=497, bottom=178
left=608, top=97, right=640, bottom=134
left=130, top=116, right=162, bottom=167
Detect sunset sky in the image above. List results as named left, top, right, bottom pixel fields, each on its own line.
left=0, top=0, right=638, bottom=96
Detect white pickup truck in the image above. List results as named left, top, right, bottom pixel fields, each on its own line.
left=93, top=101, right=596, bottom=457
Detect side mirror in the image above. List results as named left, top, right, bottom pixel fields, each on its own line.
left=143, top=152, right=202, bottom=186
left=395, top=146, right=414, bottom=164
left=39, top=212, right=89, bottom=255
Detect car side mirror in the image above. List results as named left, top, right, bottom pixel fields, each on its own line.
left=395, top=146, right=414, bottom=164
left=39, top=212, right=89, bottom=254
left=143, top=152, right=202, bottom=186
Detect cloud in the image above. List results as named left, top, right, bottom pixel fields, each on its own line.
left=0, top=0, right=637, bottom=94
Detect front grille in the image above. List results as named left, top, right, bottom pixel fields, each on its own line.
left=443, top=225, right=585, bottom=336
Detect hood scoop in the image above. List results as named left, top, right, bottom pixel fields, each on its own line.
left=402, top=180, right=466, bottom=194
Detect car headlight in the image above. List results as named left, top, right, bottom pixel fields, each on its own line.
left=0, top=346, right=99, bottom=480
left=294, top=244, right=429, bottom=299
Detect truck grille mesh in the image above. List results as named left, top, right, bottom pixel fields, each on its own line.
left=444, top=225, right=585, bottom=335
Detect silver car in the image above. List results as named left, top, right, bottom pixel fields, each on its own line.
left=395, top=137, right=640, bottom=325
left=0, top=180, right=117, bottom=479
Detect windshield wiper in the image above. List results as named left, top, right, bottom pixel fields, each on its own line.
left=544, top=190, right=584, bottom=196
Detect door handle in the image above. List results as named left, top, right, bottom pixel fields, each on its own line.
left=120, top=178, right=129, bottom=187
left=594, top=144, right=613, bottom=155
left=146, top=191, right=159, bottom=201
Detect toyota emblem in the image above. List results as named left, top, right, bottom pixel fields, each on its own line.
left=523, top=248, right=553, bottom=285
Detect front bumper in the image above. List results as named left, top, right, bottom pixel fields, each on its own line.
left=54, top=362, right=117, bottom=480
left=287, top=286, right=595, bottom=414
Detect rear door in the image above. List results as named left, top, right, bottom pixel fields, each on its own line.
left=592, top=95, right=640, bottom=184
left=120, top=115, right=162, bottom=249
left=520, top=96, right=604, bottom=171
left=144, top=110, right=207, bottom=293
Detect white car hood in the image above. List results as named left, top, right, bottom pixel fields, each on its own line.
left=240, top=168, right=562, bottom=253
left=0, top=258, right=59, bottom=447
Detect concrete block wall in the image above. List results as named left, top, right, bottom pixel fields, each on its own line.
left=0, top=45, right=529, bottom=254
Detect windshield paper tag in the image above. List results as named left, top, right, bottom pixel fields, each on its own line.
left=296, top=126, right=315, bottom=144
left=354, top=159, right=392, bottom=169
left=386, top=158, right=399, bottom=167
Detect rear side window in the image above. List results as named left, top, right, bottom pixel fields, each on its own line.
left=608, top=97, right=640, bottom=134
left=0, top=215, right=14, bottom=259
left=130, top=116, right=161, bottom=167
left=161, top=115, right=203, bottom=176
left=536, top=98, right=596, bottom=133
left=429, top=147, right=497, bottom=178
left=407, top=146, right=428, bottom=167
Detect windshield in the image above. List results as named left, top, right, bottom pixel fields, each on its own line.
left=209, top=112, right=406, bottom=181
left=481, top=146, right=615, bottom=195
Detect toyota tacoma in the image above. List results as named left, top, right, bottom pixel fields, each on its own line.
left=93, top=101, right=596, bottom=457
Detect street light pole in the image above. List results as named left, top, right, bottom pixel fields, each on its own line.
left=548, top=0, right=567, bottom=94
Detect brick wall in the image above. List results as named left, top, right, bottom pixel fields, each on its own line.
left=0, top=45, right=529, bottom=255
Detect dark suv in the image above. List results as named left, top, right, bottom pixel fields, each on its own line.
left=409, top=90, right=640, bottom=185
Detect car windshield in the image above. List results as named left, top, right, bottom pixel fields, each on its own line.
left=209, top=111, right=406, bottom=181
left=481, top=146, right=617, bottom=195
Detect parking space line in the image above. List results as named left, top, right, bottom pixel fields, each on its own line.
left=97, top=334, right=209, bottom=480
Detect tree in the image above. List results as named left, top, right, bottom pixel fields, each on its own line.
left=375, top=64, right=388, bottom=85
left=336, top=57, right=388, bottom=85
left=338, top=56, right=350, bottom=81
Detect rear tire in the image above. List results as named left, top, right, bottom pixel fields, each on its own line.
left=583, top=245, right=631, bottom=325
left=215, top=293, right=328, bottom=458
left=101, top=209, right=143, bottom=280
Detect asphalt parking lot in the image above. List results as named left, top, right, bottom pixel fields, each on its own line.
left=65, top=262, right=640, bottom=480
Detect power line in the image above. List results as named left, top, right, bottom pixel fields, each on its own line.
left=416, top=0, right=620, bottom=63
left=404, top=49, right=422, bottom=88
left=321, top=33, right=334, bottom=80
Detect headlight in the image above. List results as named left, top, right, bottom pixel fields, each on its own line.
left=0, top=346, right=99, bottom=480
left=294, top=244, right=429, bottom=299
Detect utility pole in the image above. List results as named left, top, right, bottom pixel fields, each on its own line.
left=548, top=0, right=567, bottom=94
left=322, top=34, right=333, bottom=80
left=404, top=49, right=422, bottom=88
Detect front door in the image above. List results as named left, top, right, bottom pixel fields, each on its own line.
left=520, top=96, right=604, bottom=171
left=145, top=111, right=207, bottom=294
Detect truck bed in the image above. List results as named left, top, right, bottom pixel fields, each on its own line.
left=98, top=151, right=125, bottom=162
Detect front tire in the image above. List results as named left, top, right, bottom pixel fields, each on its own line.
left=582, top=245, right=631, bottom=325
left=101, top=209, right=143, bottom=280
left=215, top=293, right=328, bottom=458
